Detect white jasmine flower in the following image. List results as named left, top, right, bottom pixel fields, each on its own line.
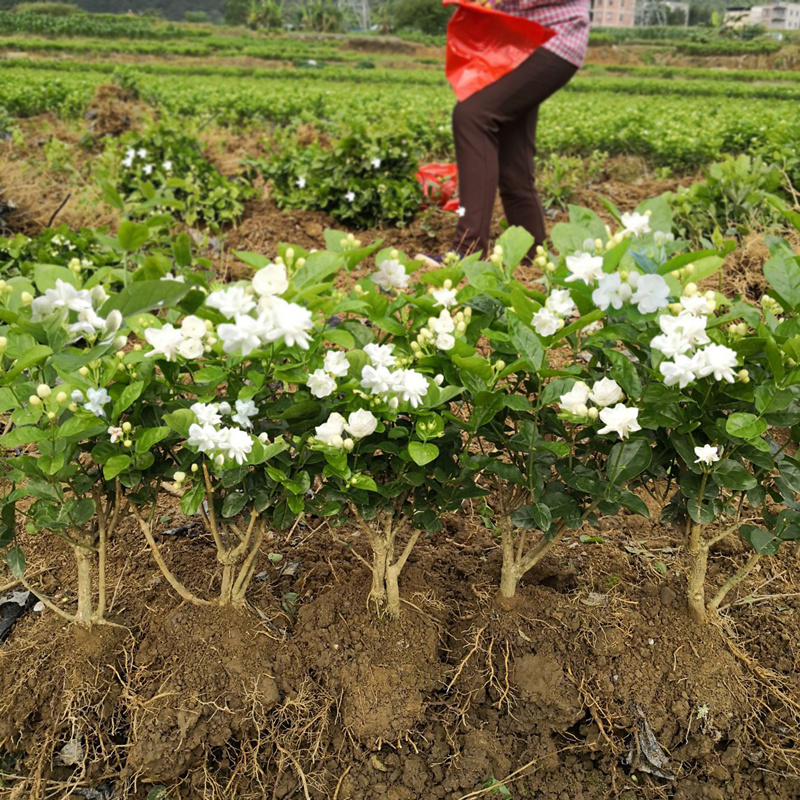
left=592, top=273, right=632, bottom=311
left=206, top=286, right=256, bottom=319
left=694, top=344, right=738, bottom=383
left=31, top=279, right=93, bottom=320
left=187, top=422, right=220, bottom=453
left=345, top=191, right=356, bottom=203
left=545, top=289, right=576, bottom=317
left=296, top=177, right=306, bottom=189
left=344, top=409, right=378, bottom=439
left=371, top=158, right=382, bottom=169
left=161, top=272, right=186, bottom=283
left=232, top=399, right=259, bottom=428
left=252, top=263, right=288, bottom=297
left=650, top=332, right=693, bottom=359
left=191, top=402, right=222, bottom=426
left=308, top=369, right=337, bottom=398
left=84, top=388, right=111, bottom=418
left=631, top=274, right=670, bottom=314
left=125, top=148, right=136, bottom=160
left=217, top=427, right=253, bottom=465
left=429, top=309, right=455, bottom=335
left=694, top=444, right=721, bottom=466
left=392, top=369, right=429, bottom=408
left=67, top=308, right=108, bottom=339
left=565, top=253, right=604, bottom=285
left=163, top=160, right=172, bottom=172
left=363, top=343, right=396, bottom=368
left=659, top=355, right=698, bottom=389
left=559, top=381, right=590, bottom=415
left=315, top=412, right=347, bottom=446
left=457, top=206, right=466, bottom=218
left=217, top=315, right=265, bottom=356
left=71, top=390, right=84, bottom=404
left=143, top=164, right=154, bottom=176
left=436, top=332, right=455, bottom=350
left=145, top=323, right=184, bottom=361
left=108, top=426, right=124, bottom=444
left=371, top=259, right=409, bottom=292
left=432, top=287, right=458, bottom=308
left=679, top=295, right=711, bottom=316
left=361, top=364, right=394, bottom=395
left=658, top=313, right=709, bottom=349
left=589, top=378, right=624, bottom=407
left=177, top=337, right=204, bottom=360
left=265, top=300, right=313, bottom=349
left=531, top=307, right=563, bottom=337
left=620, top=211, right=651, bottom=237
left=137, top=148, right=147, bottom=159
left=597, top=404, right=641, bottom=439
left=324, top=350, right=350, bottom=377
left=181, top=315, right=207, bottom=339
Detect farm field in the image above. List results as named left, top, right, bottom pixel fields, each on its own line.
left=1, top=11, right=800, bottom=800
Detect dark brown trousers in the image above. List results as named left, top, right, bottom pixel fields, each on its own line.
left=451, top=46, right=578, bottom=257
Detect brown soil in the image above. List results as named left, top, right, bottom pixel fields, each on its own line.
left=2, top=496, right=799, bottom=800
left=85, top=84, right=148, bottom=140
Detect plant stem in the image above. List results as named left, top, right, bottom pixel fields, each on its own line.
left=73, top=542, right=94, bottom=627
left=687, top=543, right=708, bottom=624
left=708, top=552, right=760, bottom=613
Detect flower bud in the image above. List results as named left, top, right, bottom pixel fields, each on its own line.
left=123, top=439, right=132, bottom=448
left=113, top=335, right=128, bottom=351
left=388, top=397, right=399, bottom=410
left=410, top=341, right=421, bottom=352
left=587, top=407, right=599, bottom=420
left=55, top=391, right=67, bottom=404
left=331, top=435, right=344, bottom=449
left=594, top=238, right=603, bottom=252
left=390, top=249, right=399, bottom=259
left=668, top=303, right=683, bottom=314
left=546, top=262, right=556, bottom=273
left=29, top=395, right=41, bottom=407
left=258, top=432, right=269, bottom=444
left=343, top=438, right=354, bottom=452
left=68, top=402, right=78, bottom=412
left=296, top=258, right=306, bottom=268
left=536, top=245, right=546, bottom=257
left=275, top=256, right=284, bottom=265
left=684, top=283, right=698, bottom=297
left=286, top=248, right=295, bottom=261
left=191, top=463, right=199, bottom=473
left=47, top=411, right=56, bottom=420
left=704, top=290, right=715, bottom=300
left=456, top=321, right=466, bottom=333
left=174, top=471, right=186, bottom=484
left=36, top=384, right=51, bottom=399
left=434, top=374, right=444, bottom=386
left=79, top=366, right=89, bottom=377
left=0, top=336, right=7, bottom=354
left=463, top=307, right=472, bottom=320
left=577, top=404, right=589, bottom=417
left=738, top=369, right=749, bottom=383
left=215, top=454, right=225, bottom=467
left=494, top=245, right=504, bottom=256
left=706, top=300, right=716, bottom=313
left=0, top=280, right=5, bottom=292
left=495, top=360, right=506, bottom=371
left=443, top=279, right=453, bottom=290
left=685, top=264, right=695, bottom=275
left=122, top=421, right=132, bottom=433
left=21, top=291, right=33, bottom=306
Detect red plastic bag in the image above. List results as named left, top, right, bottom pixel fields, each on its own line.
left=416, top=163, right=459, bottom=209
left=443, top=0, right=555, bottom=102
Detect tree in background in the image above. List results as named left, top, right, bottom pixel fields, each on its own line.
left=223, top=0, right=250, bottom=24
left=392, top=0, right=452, bottom=35
left=248, top=0, right=283, bottom=28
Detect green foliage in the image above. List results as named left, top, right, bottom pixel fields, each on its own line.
left=103, top=124, right=255, bottom=229
left=393, top=0, right=453, bottom=35
left=259, top=130, right=424, bottom=228
left=14, top=2, right=82, bottom=15
left=669, top=155, right=785, bottom=242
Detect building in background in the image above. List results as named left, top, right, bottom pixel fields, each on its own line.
left=752, top=2, right=800, bottom=29
left=590, top=0, right=689, bottom=26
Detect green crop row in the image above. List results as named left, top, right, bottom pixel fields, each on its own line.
left=582, top=63, right=800, bottom=84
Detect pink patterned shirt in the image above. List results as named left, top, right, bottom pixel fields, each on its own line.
left=496, top=0, right=591, bottom=68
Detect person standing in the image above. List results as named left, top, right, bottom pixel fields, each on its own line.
left=450, top=0, right=591, bottom=258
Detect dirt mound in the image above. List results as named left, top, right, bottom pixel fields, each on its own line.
left=85, top=84, right=146, bottom=140
left=344, top=36, right=418, bottom=55
left=125, top=604, right=281, bottom=784
left=291, top=573, right=446, bottom=744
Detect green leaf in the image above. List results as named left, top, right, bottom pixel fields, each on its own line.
left=0, top=427, right=44, bottom=447
left=221, top=492, right=248, bottom=518
left=180, top=482, right=205, bottom=515
left=408, top=441, right=439, bottom=466
left=135, top=427, right=171, bottom=453
left=100, top=280, right=188, bottom=319
left=172, top=233, right=192, bottom=268
left=2, top=345, right=53, bottom=384
left=103, top=454, right=131, bottom=480
left=163, top=409, right=194, bottom=438
left=497, top=226, right=534, bottom=272
left=688, top=497, right=716, bottom=524
left=511, top=503, right=551, bottom=531
left=606, top=349, right=642, bottom=400
left=607, top=439, right=651, bottom=485
left=112, top=381, right=144, bottom=421
left=351, top=474, right=379, bottom=492
left=763, top=250, right=800, bottom=311
left=5, top=545, right=25, bottom=577
left=726, top=413, right=767, bottom=440
left=740, top=524, right=781, bottom=556
left=117, top=221, right=150, bottom=253
left=508, top=312, right=543, bottom=372
left=712, top=459, right=757, bottom=491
